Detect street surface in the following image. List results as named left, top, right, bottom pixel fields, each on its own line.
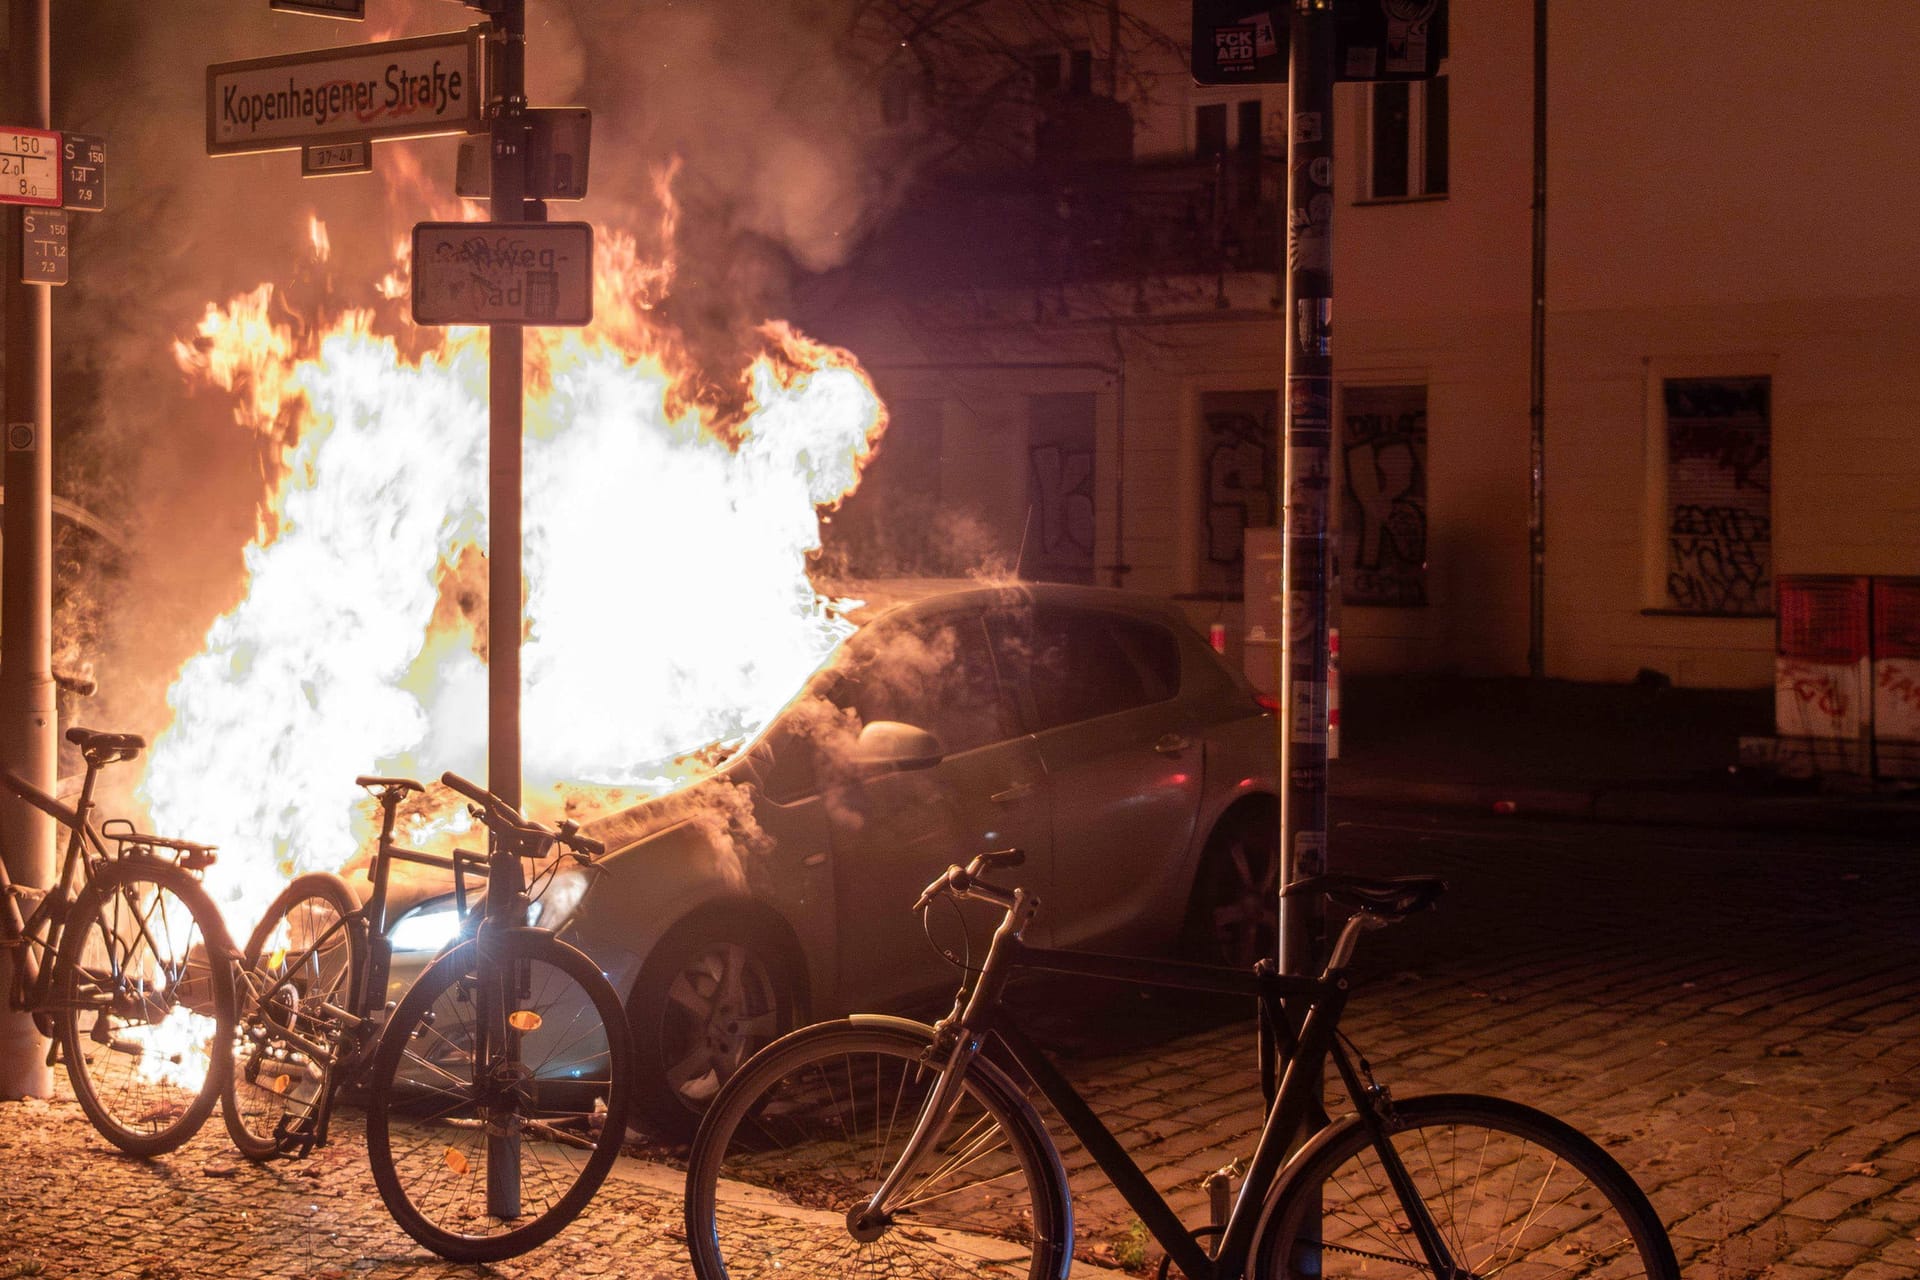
left=0, top=802, right=1915, bottom=1279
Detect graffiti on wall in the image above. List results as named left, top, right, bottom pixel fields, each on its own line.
left=1027, top=392, right=1097, bottom=584
left=1664, top=377, right=1771, bottom=615
left=1340, top=384, right=1428, bottom=607
left=1198, top=390, right=1278, bottom=597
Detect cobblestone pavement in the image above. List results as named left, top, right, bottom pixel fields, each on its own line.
left=2, top=806, right=1915, bottom=1279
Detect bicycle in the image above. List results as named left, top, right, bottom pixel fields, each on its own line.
left=221, top=770, right=634, bottom=1262
left=0, top=726, right=236, bottom=1156
left=684, top=849, right=1681, bottom=1280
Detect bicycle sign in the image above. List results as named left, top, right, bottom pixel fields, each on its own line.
left=1, top=127, right=62, bottom=207
left=411, top=221, right=594, bottom=327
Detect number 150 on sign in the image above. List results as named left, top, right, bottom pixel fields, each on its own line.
left=1, top=128, right=62, bottom=207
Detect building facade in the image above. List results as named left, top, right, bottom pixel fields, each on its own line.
left=807, top=0, right=1920, bottom=691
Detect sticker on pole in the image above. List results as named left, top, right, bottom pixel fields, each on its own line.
left=411, top=221, right=594, bottom=327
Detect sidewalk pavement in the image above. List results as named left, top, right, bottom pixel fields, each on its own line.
left=2, top=674, right=1916, bottom=1279
left=1329, top=672, right=1920, bottom=836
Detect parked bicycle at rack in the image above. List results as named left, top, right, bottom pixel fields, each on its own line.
left=0, top=727, right=236, bottom=1156
left=684, top=848, right=1681, bottom=1280
left=222, top=771, right=633, bottom=1262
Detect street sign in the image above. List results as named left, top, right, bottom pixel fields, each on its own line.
left=206, top=27, right=484, bottom=156
left=61, top=133, right=104, bottom=211
left=271, top=0, right=366, bottom=17
left=20, top=208, right=69, bottom=285
left=411, top=221, right=594, bottom=327
left=1191, top=0, right=1447, bottom=85
left=302, top=139, right=372, bottom=176
left=455, top=108, right=592, bottom=201
left=0, top=127, right=61, bottom=208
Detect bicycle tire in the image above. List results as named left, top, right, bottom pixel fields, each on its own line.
left=222, top=872, right=363, bottom=1161
left=56, top=856, right=236, bottom=1158
left=684, top=1017, right=1074, bottom=1280
left=1255, top=1093, right=1680, bottom=1280
left=364, top=928, right=633, bottom=1262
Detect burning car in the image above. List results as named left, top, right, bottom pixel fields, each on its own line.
left=378, top=579, right=1279, bottom=1139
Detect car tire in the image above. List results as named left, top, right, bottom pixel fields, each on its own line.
left=626, top=913, right=796, bottom=1143
left=1180, top=807, right=1279, bottom=969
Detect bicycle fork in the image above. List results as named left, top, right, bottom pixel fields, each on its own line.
left=848, top=1029, right=984, bottom=1241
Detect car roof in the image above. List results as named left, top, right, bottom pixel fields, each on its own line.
left=820, top=577, right=1200, bottom=633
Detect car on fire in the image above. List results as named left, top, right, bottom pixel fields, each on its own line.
left=380, top=580, right=1280, bottom=1139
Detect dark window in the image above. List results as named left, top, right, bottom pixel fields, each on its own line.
left=1423, top=76, right=1449, bottom=195
left=1069, top=49, right=1094, bottom=95
left=1236, top=99, right=1262, bottom=154
left=1195, top=103, right=1228, bottom=159
left=831, top=613, right=1014, bottom=755
left=1663, top=377, right=1772, bottom=615
left=1366, top=75, right=1447, bottom=200
left=1029, top=52, right=1062, bottom=94
left=1369, top=81, right=1411, bottom=199
left=996, top=607, right=1180, bottom=732
left=1199, top=388, right=1279, bottom=598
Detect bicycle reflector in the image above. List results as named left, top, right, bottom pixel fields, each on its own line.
left=508, top=1010, right=543, bottom=1032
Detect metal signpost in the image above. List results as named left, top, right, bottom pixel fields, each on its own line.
left=1191, top=0, right=1446, bottom=980
left=1, top=0, right=56, bottom=1100
left=2, top=0, right=114, bottom=1094
left=202, top=15, right=592, bottom=1209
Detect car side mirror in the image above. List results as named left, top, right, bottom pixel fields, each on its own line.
left=853, top=720, right=946, bottom=773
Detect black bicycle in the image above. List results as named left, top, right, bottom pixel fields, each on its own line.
left=0, top=727, right=236, bottom=1156
left=222, top=771, right=633, bottom=1262
left=684, top=849, right=1680, bottom=1280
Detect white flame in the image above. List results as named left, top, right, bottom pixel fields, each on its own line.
left=147, top=228, right=883, bottom=930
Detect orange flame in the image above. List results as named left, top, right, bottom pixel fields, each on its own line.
left=146, top=193, right=884, bottom=929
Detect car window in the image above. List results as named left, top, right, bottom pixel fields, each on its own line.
left=829, top=611, right=1015, bottom=756
left=995, top=606, right=1181, bottom=731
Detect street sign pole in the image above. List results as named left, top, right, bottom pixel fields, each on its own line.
left=485, top=0, right=528, bottom=1220
left=0, top=0, right=55, bottom=1101
left=1279, top=0, right=1334, bottom=981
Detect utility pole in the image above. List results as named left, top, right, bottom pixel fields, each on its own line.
left=1527, top=0, right=1548, bottom=680
left=487, top=0, right=527, bottom=818
left=1278, top=0, right=1335, bottom=980
left=0, top=0, right=56, bottom=1101
left=484, top=0, right=530, bottom=1220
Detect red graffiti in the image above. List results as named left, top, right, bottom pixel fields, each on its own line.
left=1777, top=661, right=1850, bottom=722
left=1880, top=664, right=1920, bottom=714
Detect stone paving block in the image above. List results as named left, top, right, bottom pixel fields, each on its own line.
left=1780, top=1185, right=1877, bottom=1222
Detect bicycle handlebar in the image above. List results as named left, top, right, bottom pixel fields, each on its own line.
left=913, top=848, right=1025, bottom=913
left=439, top=771, right=603, bottom=861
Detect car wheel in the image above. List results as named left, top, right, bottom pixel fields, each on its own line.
left=627, top=914, right=795, bottom=1143
left=1180, top=809, right=1279, bottom=968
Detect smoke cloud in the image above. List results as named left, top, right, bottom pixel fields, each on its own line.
left=48, top=0, right=902, bottom=752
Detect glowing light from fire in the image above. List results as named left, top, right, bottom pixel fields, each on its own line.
left=146, top=215, right=884, bottom=929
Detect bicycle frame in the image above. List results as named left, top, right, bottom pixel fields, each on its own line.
left=866, top=899, right=1445, bottom=1280
left=0, top=763, right=114, bottom=1011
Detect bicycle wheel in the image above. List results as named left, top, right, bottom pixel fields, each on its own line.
left=1256, top=1094, right=1680, bottom=1280
left=364, top=928, right=633, bottom=1263
left=223, top=872, right=362, bottom=1161
left=684, top=1018, right=1073, bottom=1280
left=56, top=857, right=235, bottom=1157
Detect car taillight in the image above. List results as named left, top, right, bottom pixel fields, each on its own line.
left=1254, top=692, right=1280, bottom=712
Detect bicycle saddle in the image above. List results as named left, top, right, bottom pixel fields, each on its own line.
left=1283, top=873, right=1446, bottom=918
left=66, top=727, right=145, bottom=764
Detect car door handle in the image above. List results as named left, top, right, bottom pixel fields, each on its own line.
left=991, top=782, right=1037, bottom=804
left=1154, top=734, right=1192, bottom=754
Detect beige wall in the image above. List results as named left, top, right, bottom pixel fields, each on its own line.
left=831, top=0, right=1920, bottom=690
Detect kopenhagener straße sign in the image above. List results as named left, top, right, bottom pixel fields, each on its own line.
left=206, top=28, right=483, bottom=156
